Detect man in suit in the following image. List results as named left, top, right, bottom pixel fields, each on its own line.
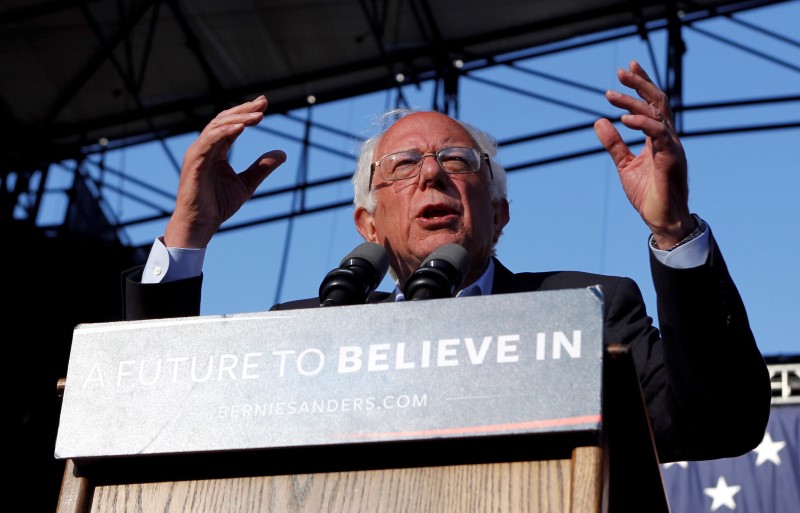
left=122, top=61, right=770, bottom=463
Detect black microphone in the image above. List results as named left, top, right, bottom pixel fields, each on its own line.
left=319, top=242, right=389, bottom=307
left=403, top=243, right=470, bottom=301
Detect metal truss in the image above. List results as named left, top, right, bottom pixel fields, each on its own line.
left=2, top=0, right=798, bottom=256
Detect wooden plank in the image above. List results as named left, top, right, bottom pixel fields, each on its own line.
left=569, top=446, right=603, bottom=513
left=89, top=459, right=575, bottom=513
left=56, top=459, right=91, bottom=513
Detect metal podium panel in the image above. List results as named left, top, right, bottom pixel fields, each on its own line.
left=55, top=288, right=604, bottom=459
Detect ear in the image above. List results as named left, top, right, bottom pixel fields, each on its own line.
left=493, top=199, right=510, bottom=243
left=354, top=207, right=378, bottom=243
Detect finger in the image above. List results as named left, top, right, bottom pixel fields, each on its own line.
left=190, top=122, right=247, bottom=162
left=617, top=61, right=661, bottom=100
left=198, top=97, right=269, bottom=159
left=594, top=118, right=633, bottom=169
left=217, top=95, right=268, bottom=118
left=607, top=86, right=673, bottom=131
left=239, top=150, right=287, bottom=195
left=205, top=96, right=268, bottom=129
left=629, top=60, right=654, bottom=83
left=616, top=63, right=674, bottom=119
left=207, top=110, right=264, bottom=131
left=618, top=113, right=672, bottom=142
left=604, top=89, right=663, bottom=120
left=629, top=60, right=671, bottom=118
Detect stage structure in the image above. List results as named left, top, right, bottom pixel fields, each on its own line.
left=1, top=0, right=797, bottom=248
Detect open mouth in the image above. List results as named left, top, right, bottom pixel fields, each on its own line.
left=422, top=207, right=455, bottom=219
left=417, top=204, right=459, bottom=224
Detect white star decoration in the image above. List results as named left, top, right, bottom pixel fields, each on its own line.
left=753, top=432, right=786, bottom=466
left=663, top=461, right=689, bottom=469
left=704, top=476, right=741, bottom=511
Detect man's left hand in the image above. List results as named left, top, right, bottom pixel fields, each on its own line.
left=594, top=60, right=696, bottom=249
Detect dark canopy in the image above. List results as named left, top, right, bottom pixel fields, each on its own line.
left=0, top=0, right=783, bottom=166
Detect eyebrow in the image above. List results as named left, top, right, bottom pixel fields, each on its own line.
left=383, top=143, right=477, bottom=154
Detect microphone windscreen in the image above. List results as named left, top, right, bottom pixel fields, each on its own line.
left=319, top=242, right=389, bottom=307
left=421, top=243, right=470, bottom=280
left=340, top=241, right=389, bottom=277
left=403, top=243, right=471, bottom=301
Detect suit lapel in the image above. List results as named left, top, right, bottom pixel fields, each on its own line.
left=366, top=290, right=396, bottom=304
left=491, top=257, right=549, bottom=295
left=491, top=257, right=521, bottom=294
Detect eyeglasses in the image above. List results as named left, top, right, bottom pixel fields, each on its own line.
left=369, top=146, right=492, bottom=190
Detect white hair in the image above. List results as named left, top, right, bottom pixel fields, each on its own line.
left=351, top=109, right=508, bottom=213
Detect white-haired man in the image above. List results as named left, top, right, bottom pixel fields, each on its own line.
left=122, top=61, right=770, bottom=463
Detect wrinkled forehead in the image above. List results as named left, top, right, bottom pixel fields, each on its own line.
left=374, top=112, right=479, bottom=159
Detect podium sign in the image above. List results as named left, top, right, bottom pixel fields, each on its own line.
left=55, top=288, right=604, bottom=460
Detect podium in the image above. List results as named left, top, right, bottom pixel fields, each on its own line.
left=54, top=290, right=669, bottom=513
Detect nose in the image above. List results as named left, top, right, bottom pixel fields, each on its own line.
left=417, top=153, right=446, bottom=187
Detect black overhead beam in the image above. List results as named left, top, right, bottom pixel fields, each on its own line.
left=12, top=0, right=786, bottom=165
left=2, top=0, right=796, bottom=240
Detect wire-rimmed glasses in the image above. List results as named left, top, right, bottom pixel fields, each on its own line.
left=369, top=146, right=492, bottom=190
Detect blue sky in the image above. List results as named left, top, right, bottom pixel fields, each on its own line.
left=42, top=1, right=799, bottom=357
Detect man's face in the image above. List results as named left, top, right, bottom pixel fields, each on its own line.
left=355, top=112, right=509, bottom=287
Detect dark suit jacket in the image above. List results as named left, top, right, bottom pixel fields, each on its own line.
left=122, top=231, right=771, bottom=462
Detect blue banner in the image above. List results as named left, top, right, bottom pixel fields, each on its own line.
left=661, top=404, right=799, bottom=512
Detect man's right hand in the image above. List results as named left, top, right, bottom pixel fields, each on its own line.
left=164, top=95, right=287, bottom=248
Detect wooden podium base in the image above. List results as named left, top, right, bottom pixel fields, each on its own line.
left=58, top=447, right=602, bottom=513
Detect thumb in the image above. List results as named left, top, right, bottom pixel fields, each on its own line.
left=594, top=118, right=630, bottom=170
left=240, top=150, right=287, bottom=195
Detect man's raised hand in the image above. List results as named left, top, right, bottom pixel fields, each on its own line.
left=594, top=61, right=696, bottom=249
left=164, top=96, right=286, bottom=248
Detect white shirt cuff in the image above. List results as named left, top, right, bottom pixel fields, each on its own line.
left=140, top=237, right=206, bottom=284
left=650, top=224, right=711, bottom=269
